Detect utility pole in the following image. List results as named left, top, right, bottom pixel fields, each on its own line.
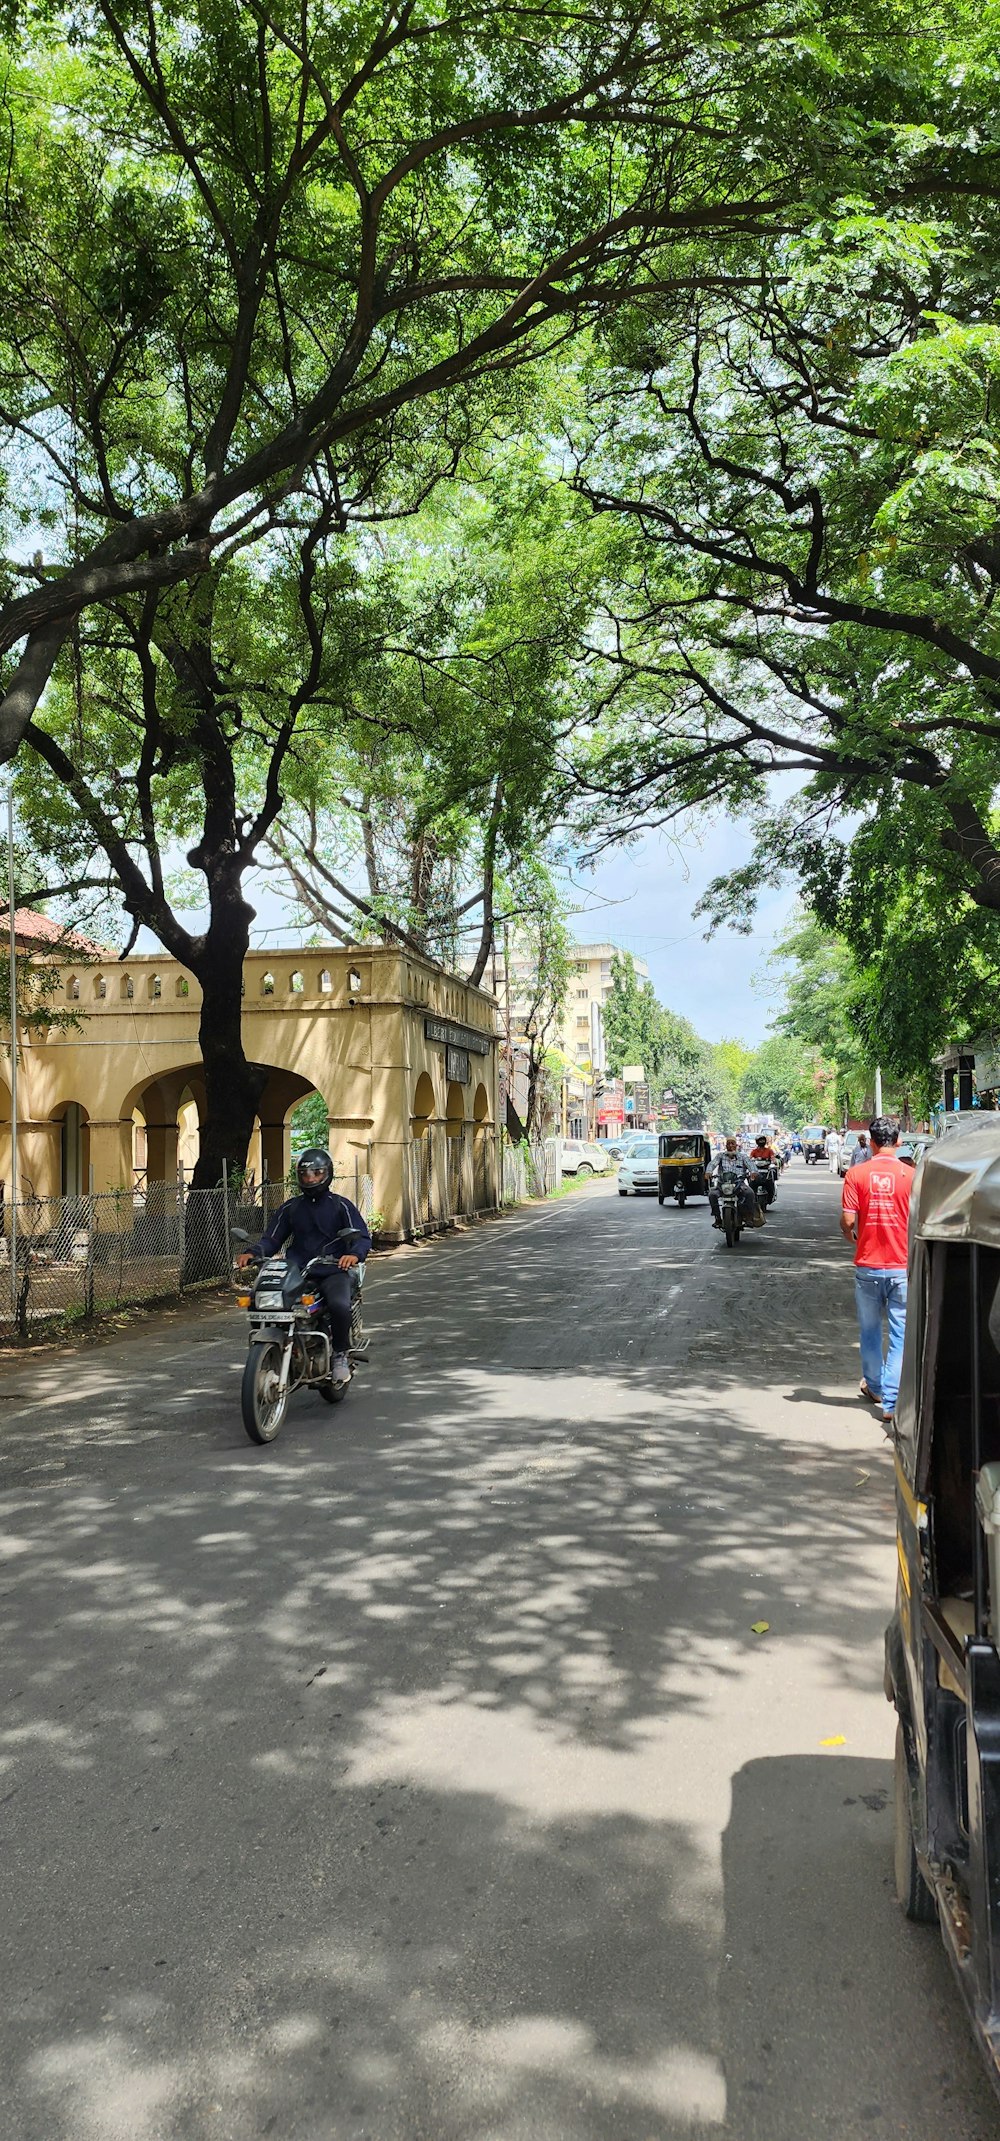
left=874, top=1066, right=883, bottom=1116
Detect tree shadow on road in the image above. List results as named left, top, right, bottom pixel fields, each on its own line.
left=1, top=1174, right=973, bottom=2140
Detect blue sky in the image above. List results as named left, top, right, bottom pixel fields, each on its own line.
left=136, top=813, right=798, bottom=1049
left=564, top=816, right=799, bottom=1046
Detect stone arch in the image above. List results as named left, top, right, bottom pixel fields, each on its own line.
left=49, top=1099, right=91, bottom=1197
left=445, top=1081, right=466, bottom=1135
left=66, top=974, right=81, bottom=1002
left=445, top=1081, right=467, bottom=1217
left=411, top=1070, right=435, bottom=1138
left=289, top=969, right=304, bottom=994
left=472, top=1083, right=493, bottom=1212
left=121, top=1067, right=206, bottom=1195
left=252, top=1065, right=321, bottom=1188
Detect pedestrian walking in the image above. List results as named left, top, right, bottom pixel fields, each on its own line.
left=848, top=1131, right=870, bottom=1167
left=841, top=1116, right=914, bottom=1427
left=825, top=1127, right=842, bottom=1174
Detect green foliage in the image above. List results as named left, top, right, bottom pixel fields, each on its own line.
left=603, top=952, right=738, bottom=1129
left=289, top=1092, right=330, bottom=1161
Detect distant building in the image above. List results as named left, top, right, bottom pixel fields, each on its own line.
left=500, top=939, right=649, bottom=1138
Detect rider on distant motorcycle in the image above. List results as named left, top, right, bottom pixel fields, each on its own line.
left=709, top=1137, right=761, bottom=1229
left=748, top=1132, right=778, bottom=1205
left=237, top=1149, right=372, bottom=1387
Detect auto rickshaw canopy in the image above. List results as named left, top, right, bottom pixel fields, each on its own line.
left=895, top=1124, right=1000, bottom=1492
left=658, top=1132, right=711, bottom=1162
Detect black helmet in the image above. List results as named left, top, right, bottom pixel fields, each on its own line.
left=296, top=1147, right=333, bottom=1199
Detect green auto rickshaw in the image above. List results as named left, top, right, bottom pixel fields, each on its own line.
left=657, top=1132, right=712, bottom=1206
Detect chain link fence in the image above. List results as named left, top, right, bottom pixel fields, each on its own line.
left=501, top=1139, right=556, bottom=1203
left=0, top=1167, right=374, bottom=1341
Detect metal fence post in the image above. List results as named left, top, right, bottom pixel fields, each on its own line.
left=178, top=1166, right=186, bottom=1288
left=222, top=1159, right=231, bottom=1273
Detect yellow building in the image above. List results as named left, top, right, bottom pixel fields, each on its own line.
left=0, top=939, right=500, bottom=1242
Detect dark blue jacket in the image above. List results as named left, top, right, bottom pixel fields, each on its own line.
left=256, top=1190, right=372, bottom=1268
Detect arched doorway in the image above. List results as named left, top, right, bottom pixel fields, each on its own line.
left=56, top=1101, right=90, bottom=1198
left=472, top=1082, right=492, bottom=1211
left=410, top=1072, right=436, bottom=1227
left=445, top=1080, right=467, bottom=1217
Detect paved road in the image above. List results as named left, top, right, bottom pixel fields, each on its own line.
left=1, top=1165, right=996, bottom=2140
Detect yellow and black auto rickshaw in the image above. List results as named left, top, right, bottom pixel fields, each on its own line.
left=887, top=1125, right=1000, bottom=2097
left=657, top=1131, right=712, bottom=1207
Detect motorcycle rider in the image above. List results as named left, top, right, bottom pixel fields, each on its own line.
left=747, top=1131, right=778, bottom=1205
left=237, top=1149, right=372, bottom=1387
left=709, top=1136, right=762, bottom=1229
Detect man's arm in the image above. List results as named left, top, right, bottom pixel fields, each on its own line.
left=257, top=1202, right=292, bottom=1257
left=841, top=1173, right=859, bottom=1244
left=337, top=1197, right=373, bottom=1266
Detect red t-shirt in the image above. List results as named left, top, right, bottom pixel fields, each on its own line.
left=842, top=1151, right=913, bottom=1269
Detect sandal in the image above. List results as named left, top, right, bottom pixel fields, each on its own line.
left=859, top=1379, right=881, bottom=1404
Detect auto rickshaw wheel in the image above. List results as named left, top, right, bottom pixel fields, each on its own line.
left=657, top=1192, right=665, bottom=1204
left=893, top=1720, right=937, bottom=1924
left=675, top=1193, right=686, bottom=1206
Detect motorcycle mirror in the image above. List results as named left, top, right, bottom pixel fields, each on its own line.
left=231, top=1228, right=251, bottom=1243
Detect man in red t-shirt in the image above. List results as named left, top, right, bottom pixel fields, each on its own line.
left=841, top=1116, right=914, bottom=1425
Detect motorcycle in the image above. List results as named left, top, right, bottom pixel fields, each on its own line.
left=232, top=1225, right=368, bottom=1445
left=750, top=1160, right=777, bottom=1210
left=717, top=1173, right=743, bottom=1248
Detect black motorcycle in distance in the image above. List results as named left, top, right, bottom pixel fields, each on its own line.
left=232, top=1224, right=367, bottom=1444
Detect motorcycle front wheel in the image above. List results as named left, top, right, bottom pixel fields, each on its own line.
left=723, top=1208, right=738, bottom=1247
left=241, top=1340, right=289, bottom=1444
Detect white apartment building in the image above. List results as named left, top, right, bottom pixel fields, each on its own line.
left=555, top=942, right=650, bottom=1072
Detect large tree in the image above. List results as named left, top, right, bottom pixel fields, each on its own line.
left=0, top=0, right=835, bottom=763
left=559, top=11, right=1000, bottom=996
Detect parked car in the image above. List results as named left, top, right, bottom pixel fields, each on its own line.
left=554, top=1138, right=613, bottom=1177
left=837, top=1131, right=862, bottom=1176
left=617, top=1135, right=661, bottom=1196
left=899, top=1133, right=932, bottom=1167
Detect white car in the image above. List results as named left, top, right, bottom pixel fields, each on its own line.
left=555, top=1138, right=613, bottom=1177
left=617, top=1135, right=660, bottom=1195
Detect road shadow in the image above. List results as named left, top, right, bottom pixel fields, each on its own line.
left=1, top=1171, right=969, bottom=2139
left=720, top=1755, right=998, bottom=2141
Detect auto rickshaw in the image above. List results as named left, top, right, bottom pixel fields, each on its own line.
left=886, top=1125, right=1000, bottom=2098
left=657, top=1132, right=711, bottom=1206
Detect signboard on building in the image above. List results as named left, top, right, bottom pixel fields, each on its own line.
left=446, top=1045, right=470, bottom=1085
left=424, top=1017, right=492, bottom=1055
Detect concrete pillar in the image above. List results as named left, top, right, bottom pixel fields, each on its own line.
left=88, top=1119, right=134, bottom=1194
left=17, top=1122, right=62, bottom=1201
left=259, top=1121, right=288, bottom=1186
left=144, top=1121, right=179, bottom=1184
left=944, top=1066, right=956, bottom=1113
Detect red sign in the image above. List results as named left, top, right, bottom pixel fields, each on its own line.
left=598, top=1105, right=624, bottom=1124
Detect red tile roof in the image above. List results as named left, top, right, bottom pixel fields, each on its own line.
left=0, top=908, right=105, bottom=956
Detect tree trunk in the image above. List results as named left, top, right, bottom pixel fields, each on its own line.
left=189, top=887, right=268, bottom=1193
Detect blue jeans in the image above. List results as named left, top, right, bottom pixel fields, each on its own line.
left=854, top=1267, right=908, bottom=1411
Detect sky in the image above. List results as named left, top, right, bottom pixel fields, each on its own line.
left=562, top=814, right=800, bottom=1047
left=130, top=808, right=798, bottom=1048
